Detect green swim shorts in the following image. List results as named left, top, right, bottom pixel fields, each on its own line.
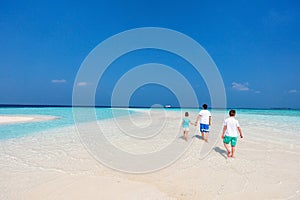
left=223, top=136, right=237, bottom=147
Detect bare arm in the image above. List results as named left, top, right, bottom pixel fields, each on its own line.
left=238, top=127, right=243, bottom=138
left=221, top=125, right=226, bottom=139
left=180, top=120, right=183, bottom=127
left=195, top=115, right=200, bottom=126
left=190, top=121, right=195, bottom=126
left=209, top=116, right=212, bottom=126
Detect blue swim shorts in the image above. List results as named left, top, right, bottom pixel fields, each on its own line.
left=200, top=123, right=209, bottom=133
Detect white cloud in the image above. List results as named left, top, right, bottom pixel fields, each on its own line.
left=288, top=89, right=298, bottom=94
left=77, top=82, right=88, bottom=86
left=231, top=82, right=261, bottom=94
left=51, top=79, right=66, bottom=83
left=231, top=82, right=250, bottom=91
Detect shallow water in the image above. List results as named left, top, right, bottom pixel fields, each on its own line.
left=0, top=107, right=299, bottom=141
left=0, top=107, right=300, bottom=200
left=0, top=107, right=131, bottom=140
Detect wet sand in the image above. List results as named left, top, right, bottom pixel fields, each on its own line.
left=0, top=110, right=299, bottom=199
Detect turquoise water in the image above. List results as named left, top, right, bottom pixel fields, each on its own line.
left=231, top=109, right=300, bottom=127
left=1, top=107, right=299, bottom=140
left=0, top=107, right=131, bottom=140
left=160, top=108, right=300, bottom=135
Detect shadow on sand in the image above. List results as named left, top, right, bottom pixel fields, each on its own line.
left=178, top=135, right=185, bottom=140
left=213, top=146, right=227, bottom=159
left=193, top=134, right=203, bottom=141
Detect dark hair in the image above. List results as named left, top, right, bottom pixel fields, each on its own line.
left=202, top=104, right=208, bottom=109
left=185, top=112, right=189, bottom=117
left=229, top=110, right=236, bottom=116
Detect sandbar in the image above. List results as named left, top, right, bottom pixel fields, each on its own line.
left=0, top=115, right=58, bottom=125
left=0, top=109, right=299, bottom=199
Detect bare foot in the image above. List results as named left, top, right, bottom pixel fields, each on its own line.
left=231, top=155, right=236, bottom=158
left=227, top=151, right=231, bottom=158
left=205, top=139, right=208, bottom=143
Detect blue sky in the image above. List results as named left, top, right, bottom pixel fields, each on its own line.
left=0, top=0, right=299, bottom=108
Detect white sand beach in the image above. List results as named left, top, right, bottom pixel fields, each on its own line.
left=0, top=110, right=299, bottom=199
left=0, top=115, right=57, bottom=125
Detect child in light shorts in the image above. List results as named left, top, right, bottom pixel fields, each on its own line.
left=181, top=112, right=195, bottom=142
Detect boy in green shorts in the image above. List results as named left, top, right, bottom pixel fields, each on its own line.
left=221, top=110, right=243, bottom=158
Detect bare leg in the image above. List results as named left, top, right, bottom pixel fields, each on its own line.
left=201, top=132, right=205, bottom=140
left=231, top=146, right=236, bottom=158
left=184, top=131, right=188, bottom=142
left=205, top=132, right=209, bottom=142
left=224, top=143, right=231, bottom=158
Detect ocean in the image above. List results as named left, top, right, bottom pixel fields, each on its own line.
left=0, top=107, right=299, bottom=141
left=0, top=107, right=131, bottom=140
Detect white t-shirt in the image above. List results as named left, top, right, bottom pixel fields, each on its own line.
left=223, top=117, right=240, bottom=137
left=198, top=110, right=211, bottom=124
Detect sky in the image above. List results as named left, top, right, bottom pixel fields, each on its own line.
left=0, top=0, right=299, bottom=108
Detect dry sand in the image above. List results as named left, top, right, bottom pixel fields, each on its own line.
left=0, top=115, right=57, bottom=125
left=0, top=110, right=299, bottom=199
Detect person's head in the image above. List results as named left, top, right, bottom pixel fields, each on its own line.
left=229, top=109, right=236, bottom=117
left=202, top=104, right=208, bottom=109
left=185, top=112, right=189, bottom=117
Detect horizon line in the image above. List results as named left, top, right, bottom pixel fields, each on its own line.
left=0, top=104, right=298, bottom=110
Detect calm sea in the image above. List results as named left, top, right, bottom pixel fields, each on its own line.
left=0, top=107, right=131, bottom=140
left=0, top=107, right=299, bottom=140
